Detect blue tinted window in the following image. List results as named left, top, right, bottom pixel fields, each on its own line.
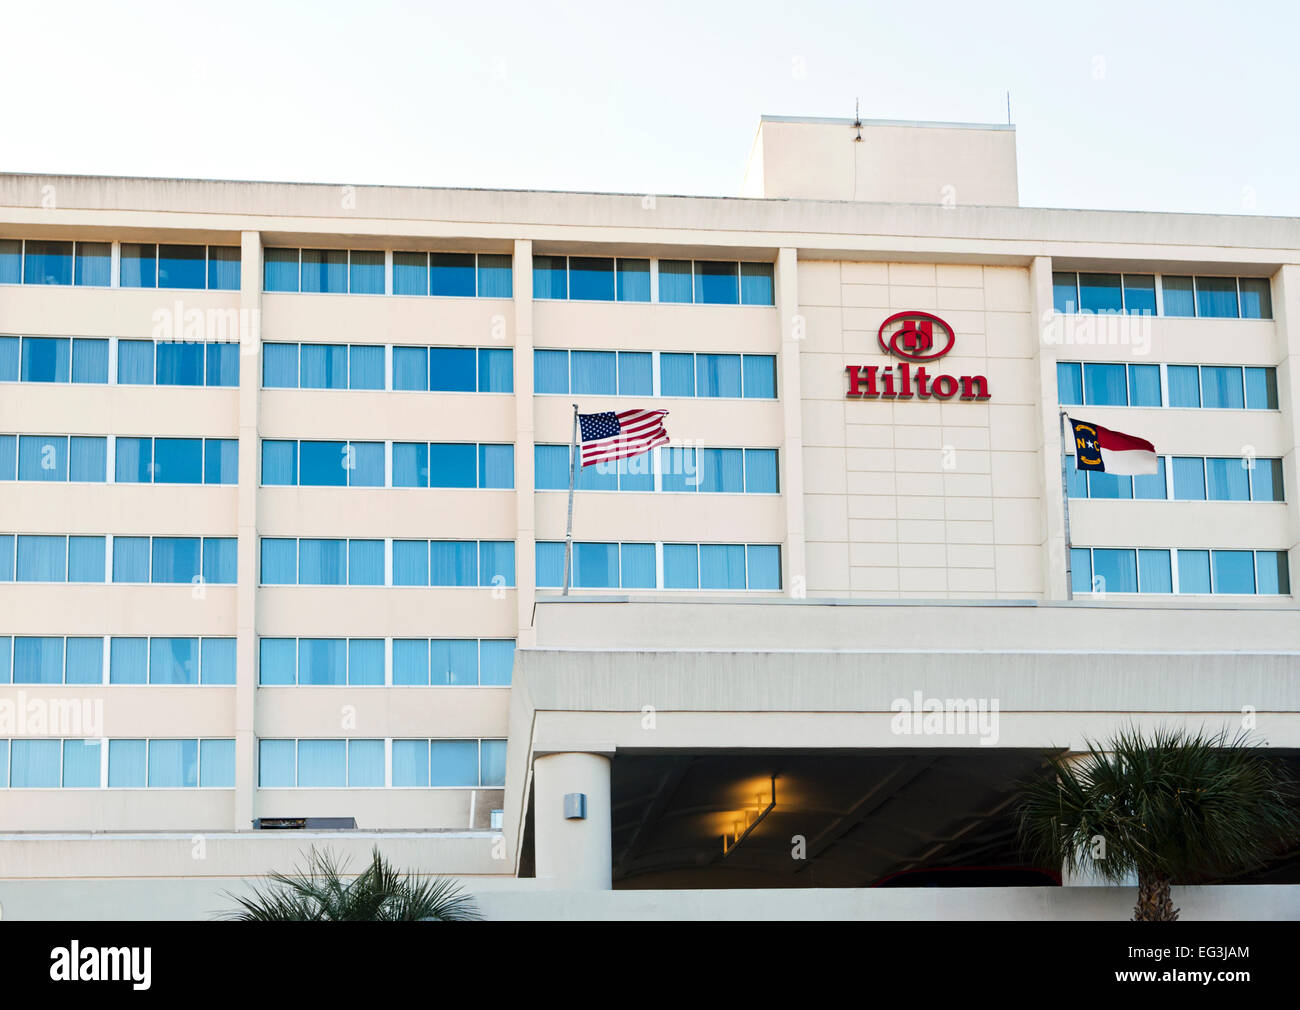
left=300, top=344, right=347, bottom=389
left=1071, top=548, right=1093, bottom=594
left=429, top=443, right=476, bottom=488
left=478, top=347, right=512, bottom=392
left=1137, top=549, right=1172, bottom=593
left=659, top=260, right=693, bottom=303
left=431, top=252, right=476, bottom=296
left=17, top=535, right=66, bottom=581
left=152, top=537, right=201, bottom=583
left=202, top=538, right=237, bottom=584
left=620, top=543, right=656, bottom=588
left=158, top=245, right=206, bottom=289
left=1201, top=366, right=1244, bottom=409
left=534, top=445, right=569, bottom=490
left=618, top=453, right=654, bottom=492
left=430, top=640, right=477, bottom=686
left=1133, top=457, right=1167, bottom=500
left=393, top=739, right=429, bottom=784
left=348, top=639, right=384, bottom=686
left=533, top=255, right=568, bottom=300
left=1127, top=365, right=1161, bottom=406
left=108, top=739, right=147, bottom=787
left=258, top=740, right=295, bottom=787
left=481, top=740, right=507, bottom=787
left=348, top=442, right=385, bottom=487
left=1052, top=272, right=1078, bottom=313
left=1212, top=550, right=1255, bottom=594
left=263, top=343, right=299, bottom=388
left=0, top=239, right=21, bottom=284
left=0, top=336, right=18, bottom=381
left=1252, top=459, right=1284, bottom=502
left=393, top=251, right=428, bottom=295
left=1079, top=273, right=1123, bottom=313
left=297, top=740, right=346, bottom=787
left=259, top=639, right=297, bottom=685
left=0, top=534, right=11, bottom=581
left=1083, top=363, right=1127, bottom=405
left=349, top=739, right=385, bottom=785
left=300, top=249, right=347, bottom=293
left=476, top=254, right=512, bottom=298
left=299, top=441, right=347, bottom=486
left=117, top=339, right=154, bottom=384
left=480, top=640, right=515, bottom=686
left=200, top=739, right=235, bottom=787
left=479, top=444, right=514, bottom=489
left=1196, top=277, right=1238, bottom=318
left=393, top=640, right=430, bottom=686
left=263, top=248, right=300, bottom=292
left=14, top=637, right=63, bottom=683
left=208, top=247, right=241, bottom=291
left=618, top=351, right=653, bottom=395
left=110, top=638, right=147, bottom=684
left=664, top=543, right=701, bottom=588
left=740, top=262, right=775, bottom=306
left=68, top=536, right=105, bottom=582
left=0, top=435, right=13, bottom=478
left=1245, top=368, right=1278, bottom=410
left=1056, top=362, right=1083, bottom=405
left=1172, top=457, right=1206, bottom=500
left=430, top=740, right=478, bottom=786
left=573, top=542, right=619, bottom=588
left=19, top=435, right=67, bottom=481
left=298, top=539, right=346, bottom=585
left=299, top=639, right=346, bottom=686
left=694, top=261, right=739, bottom=304
left=1177, top=550, right=1212, bottom=593
left=205, top=342, right=239, bottom=386
left=72, top=338, right=109, bottom=383
left=1162, top=276, right=1195, bottom=317
left=747, top=545, right=781, bottom=589
left=347, top=540, right=384, bottom=586
left=22, top=336, right=70, bottom=382
left=535, top=541, right=565, bottom=588
left=1206, top=457, right=1249, bottom=501
left=1256, top=552, right=1290, bottom=594
left=429, top=347, right=476, bottom=392
left=349, top=250, right=384, bottom=294
left=534, top=350, right=569, bottom=394
left=697, top=354, right=742, bottom=398
left=745, top=449, right=779, bottom=493
left=571, top=350, right=617, bottom=395
left=205, top=439, right=238, bottom=484
left=148, top=739, right=198, bottom=787
left=201, top=638, right=237, bottom=685
left=153, top=438, right=203, bottom=484
left=112, top=537, right=150, bottom=583
left=699, top=448, right=744, bottom=493
left=260, top=538, right=297, bottom=585
left=69, top=436, right=106, bottom=482
left=617, top=259, right=651, bottom=302
left=261, top=440, right=297, bottom=485
left=11, top=739, right=61, bottom=786
left=65, top=637, right=104, bottom=685
left=700, top=544, right=746, bottom=589
left=743, top=355, right=777, bottom=399
left=1092, top=548, right=1137, bottom=592
left=24, top=241, right=72, bottom=285
left=120, top=243, right=156, bottom=287
left=480, top=541, right=515, bottom=587
left=62, top=740, right=101, bottom=786
left=150, top=638, right=199, bottom=684
left=156, top=342, right=204, bottom=386
left=660, top=353, right=695, bottom=396
left=349, top=345, right=385, bottom=389
left=1123, top=275, right=1156, bottom=314
left=569, top=257, right=615, bottom=301
left=660, top=446, right=697, bottom=493
left=1167, top=365, right=1200, bottom=408
left=393, top=442, right=429, bottom=487
left=1238, top=278, right=1272, bottom=319
left=1088, top=471, right=1132, bottom=500
left=70, top=241, right=108, bottom=283
left=393, top=541, right=429, bottom=586
left=430, top=541, right=477, bottom=586
left=393, top=346, right=428, bottom=391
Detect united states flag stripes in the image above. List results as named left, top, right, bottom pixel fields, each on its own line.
left=578, top=409, right=670, bottom=467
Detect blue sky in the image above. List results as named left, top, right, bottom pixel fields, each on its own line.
left=5, top=0, right=1298, bottom=215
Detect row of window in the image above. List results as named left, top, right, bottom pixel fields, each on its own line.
left=261, top=440, right=513, bottom=489
left=0, top=535, right=236, bottom=584
left=535, top=349, right=777, bottom=399
left=0, top=336, right=239, bottom=387
left=263, top=342, right=513, bottom=393
left=0, top=435, right=237, bottom=485
left=1067, top=456, right=1284, bottom=502
left=258, top=738, right=506, bottom=788
left=0, top=240, right=240, bottom=290
left=535, top=541, right=782, bottom=590
left=1052, top=272, right=1273, bottom=319
left=533, top=257, right=775, bottom=306
left=264, top=249, right=513, bottom=297
left=0, top=738, right=234, bottom=789
left=536, top=445, right=779, bottom=493
left=0, top=636, right=235, bottom=685
left=1057, top=362, right=1277, bottom=410
left=1071, top=548, right=1289, bottom=595
left=260, top=538, right=515, bottom=587
left=258, top=638, right=514, bottom=687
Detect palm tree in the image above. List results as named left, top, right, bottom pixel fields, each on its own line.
left=220, top=846, right=482, bottom=921
left=1018, top=725, right=1299, bottom=921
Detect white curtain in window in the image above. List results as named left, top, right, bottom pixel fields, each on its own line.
left=348, top=740, right=385, bottom=785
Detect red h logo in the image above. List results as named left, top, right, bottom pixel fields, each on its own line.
left=896, top=319, right=933, bottom=355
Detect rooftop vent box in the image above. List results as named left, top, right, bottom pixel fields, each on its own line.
left=253, top=817, right=358, bottom=830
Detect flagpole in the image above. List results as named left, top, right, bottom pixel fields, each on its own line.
left=1059, top=410, right=1074, bottom=601
left=561, top=403, right=579, bottom=596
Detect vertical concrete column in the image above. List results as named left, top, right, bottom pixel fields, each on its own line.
left=1270, top=265, right=1300, bottom=605
left=1029, top=255, right=1068, bottom=600
left=513, top=240, right=537, bottom=646
left=532, top=751, right=612, bottom=889
left=775, top=247, right=807, bottom=595
left=234, top=230, right=262, bottom=829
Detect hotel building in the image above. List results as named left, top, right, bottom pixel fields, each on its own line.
left=0, top=117, right=1297, bottom=919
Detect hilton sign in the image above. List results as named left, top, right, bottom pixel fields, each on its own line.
left=845, top=311, right=990, bottom=401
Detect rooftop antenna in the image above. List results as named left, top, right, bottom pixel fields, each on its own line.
left=1006, top=91, right=1012, bottom=125
left=853, top=98, right=863, bottom=142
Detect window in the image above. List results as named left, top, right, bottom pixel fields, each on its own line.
left=658, top=259, right=773, bottom=305
left=266, top=249, right=511, bottom=297
left=260, top=440, right=384, bottom=487
left=117, top=244, right=239, bottom=290
left=259, top=538, right=513, bottom=587
left=258, top=737, right=501, bottom=788
left=107, top=536, right=236, bottom=585
left=103, top=738, right=232, bottom=788
left=1073, top=547, right=1289, bottom=595
left=537, top=541, right=780, bottom=589
left=537, top=349, right=775, bottom=399
left=1059, top=361, right=1276, bottom=411
left=533, top=444, right=776, bottom=493
left=392, top=442, right=514, bottom=489
left=1053, top=273, right=1270, bottom=319
left=114, top=341, right=238, bottom=387
left=388, top=345, right=512, bottom=393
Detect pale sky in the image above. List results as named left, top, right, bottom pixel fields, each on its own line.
left=4, top=0, right=1298, bottom=216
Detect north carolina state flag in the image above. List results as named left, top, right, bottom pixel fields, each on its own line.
left=1068, top=416, right=1157, bottom=476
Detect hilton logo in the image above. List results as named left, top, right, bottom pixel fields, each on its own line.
left=846, top=311, right=990, bottom=401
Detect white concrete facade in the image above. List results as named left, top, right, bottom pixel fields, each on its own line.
left=0, top=117, right=1298, bottom=917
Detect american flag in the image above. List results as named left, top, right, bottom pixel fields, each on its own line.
left=579, top=409, right=670, bottom=468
